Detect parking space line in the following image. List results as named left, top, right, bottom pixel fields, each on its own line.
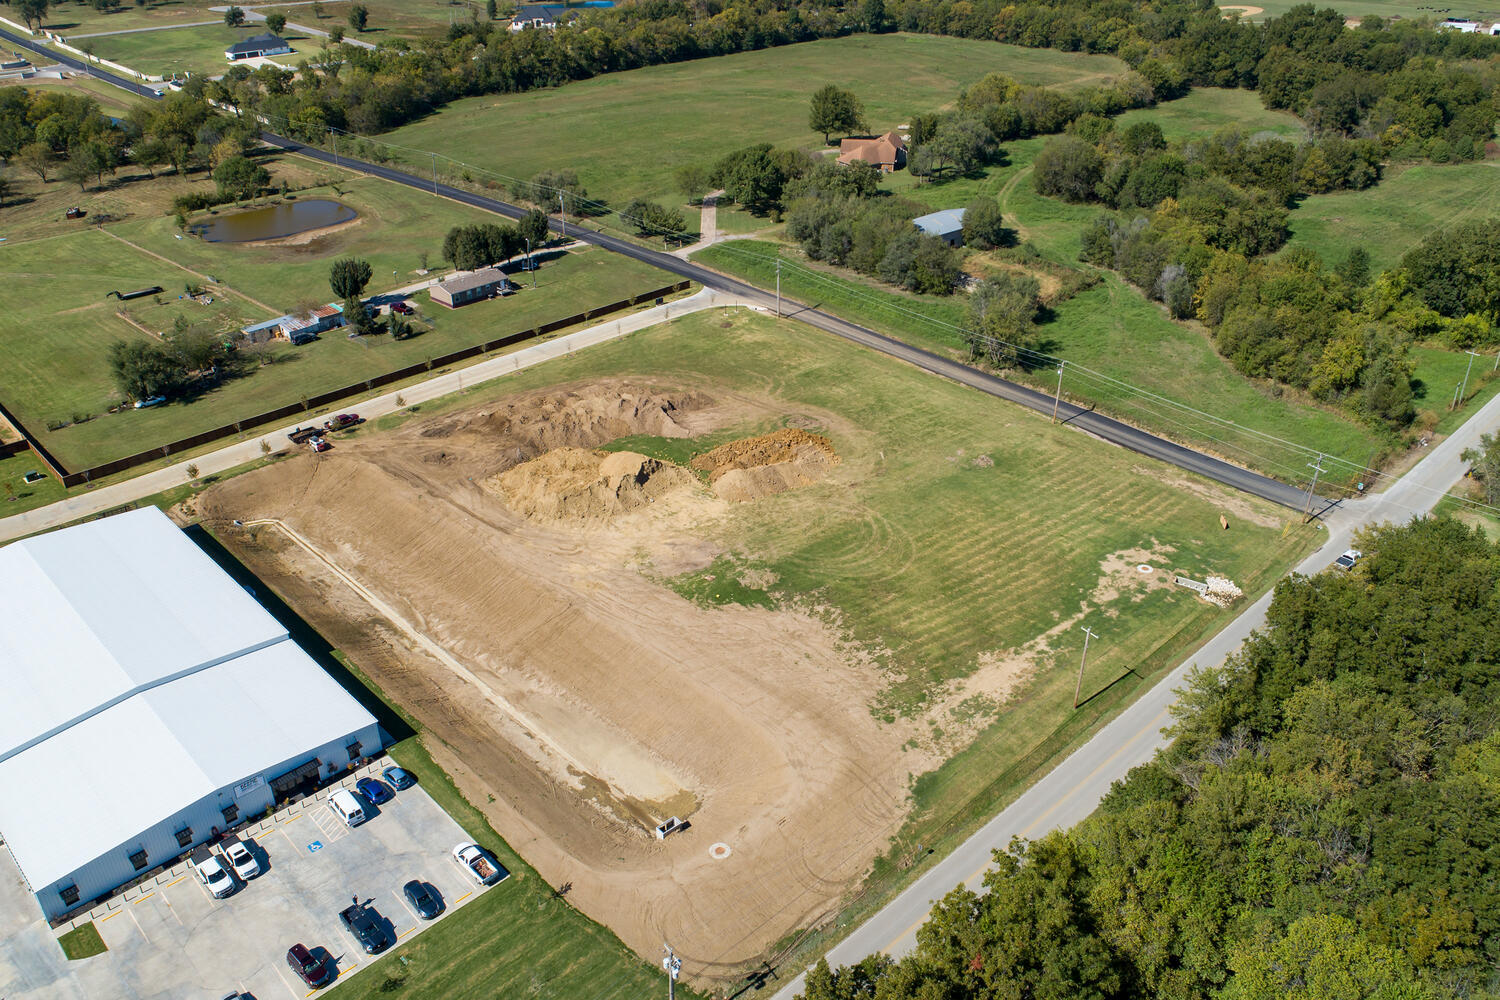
left=455, top=891, right=472, bottom=904
left=278, top=826, right=300, bottom=855
left=159, top=888, right=184, bottom=926
left=282, top=813, right=303, bottom=825
left=133, top=892, right=154, bottom=904
left=99, top=910, right=121, bottom=922
left=126, top=906, right=150, bottom=944
left=398, top=928, right=414, bottom=938
left=164, top=875, right=187, bottom=889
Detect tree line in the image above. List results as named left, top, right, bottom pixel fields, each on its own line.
left=800, top=515, right=1500, bottom=1000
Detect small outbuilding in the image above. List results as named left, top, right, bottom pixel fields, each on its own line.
left=912, top=208, right=968, bottom=247
left=430, top=268, right=515, bottom=308
left=279, top=304, right=344, bottom=344
left=0, top=507, right=384, bottom=922
left=837, top=131, right=907, bottom=173
left=225, top=33, right=292, bottom=60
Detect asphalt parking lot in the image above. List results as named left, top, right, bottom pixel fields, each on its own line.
left=0, top=760, right=496, bottom=1000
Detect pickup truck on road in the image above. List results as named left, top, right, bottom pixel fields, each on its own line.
left=453, top=842, right=509, bottom=886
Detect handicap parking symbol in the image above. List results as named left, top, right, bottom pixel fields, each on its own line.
left=307, top=840, right=323, bottom=854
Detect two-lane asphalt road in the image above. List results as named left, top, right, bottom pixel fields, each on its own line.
left=765, top=385, right=1500, bottom=1000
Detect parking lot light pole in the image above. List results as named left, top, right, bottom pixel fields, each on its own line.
left=663, top=944, right=681, bottom=1000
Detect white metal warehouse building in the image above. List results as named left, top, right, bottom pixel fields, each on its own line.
left=0, top=507, right=383, bottom=921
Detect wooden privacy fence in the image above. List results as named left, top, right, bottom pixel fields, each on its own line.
left=3, top=281, right=691, bottom=490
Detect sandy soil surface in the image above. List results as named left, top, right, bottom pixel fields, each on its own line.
left=1219, top=3, right=1265, bottom=14
left=202, top=381, right=928, bottom=986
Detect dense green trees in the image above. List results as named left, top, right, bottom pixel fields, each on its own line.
left=965, top=273, right=1041, bottom=365
left=620, top=198, right=686, bottom=239
left=1463, top=433, right=1500, bottom=505
left=441, top=223, right=521, bottom=270
left=264, top=12, right=286, bottom=34
left=211, top=155, right=269, bottom=200
left=801, top=516, right=1500, bottom=1000
left=961, top=198, right=1005, bottom=251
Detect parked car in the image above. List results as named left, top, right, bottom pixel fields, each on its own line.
left=453, top=842, right=509, bottom=886
left=324, top=412, right=362, bottom=430
left=403, top=879, right=443, bottom=920
left=286, top=943, right=333, bottom=988
left=356, top=777, right=392, bottom=805
left=391, top=301, right=414, bottom=315
left=1334, top=549, right=1362, bottom=570
left=221, top=835, right=260, bottom=880
left=340, top=901, right=391, bottom=955
left=327, top=788, right=366, bottom=827
left=133, top=395, right=166, bottom=409
left=190, top=845, right=234, bottom=899
left=383, top=766, right=415, bottom=790
left=309, top=436, right=331, bottom=453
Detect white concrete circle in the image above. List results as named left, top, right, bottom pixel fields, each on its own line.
left=709, top=842, right=732, bottom=860
left=1137, top=564, right=1154, bottom=574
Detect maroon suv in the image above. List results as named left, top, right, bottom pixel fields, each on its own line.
left=287, top=943, right=333, bottom=988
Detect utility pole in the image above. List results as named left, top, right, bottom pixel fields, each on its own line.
left=430, top=151, right=437, bottom=194
left=775, top=260, right=781, bottom=319
left=558, top=191, right=566, bottom=239
left=1073, top=626, right=1098, bottom=709
left=1051, top=361, right=1065, bottom=424
left=1303, top=452, right=1326, bottom=520
left=1460, top=350, right=1481, bottom=406
left=525, top=238, right=536, bottom=288
left=663, top=944, right=681, bottom=1000
left=330, top=127, right=338, bottom=167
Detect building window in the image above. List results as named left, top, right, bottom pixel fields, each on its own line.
left=221, top=803, right=239, bottom=826
left=59, top=884, right=80, bottom=906
left=346, top=740, right=362, bottom=762
left=174, top=827, right=193, bottom=848
left=128, top=848, right=148, bottom=871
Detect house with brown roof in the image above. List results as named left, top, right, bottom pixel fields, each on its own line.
left=837, top=131, right=907, bottom=173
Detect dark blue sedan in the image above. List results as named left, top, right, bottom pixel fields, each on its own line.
left=382, top=766, right=415, bottom=790
left=356, top=777, right=392, bottom=805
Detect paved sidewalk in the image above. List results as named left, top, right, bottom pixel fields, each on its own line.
left=0, top=287, right=746, bottom=543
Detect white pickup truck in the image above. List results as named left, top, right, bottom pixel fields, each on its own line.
left=190, top=845, right=234, bottom=899
left=452, top=843, right=509, bottom=886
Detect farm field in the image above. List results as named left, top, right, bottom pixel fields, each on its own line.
left=82, top=22, right=307, bottom=78
left=1219, top=0, right=1499, bottom=20
left=1113, top=85, right=1305, bottom=140
left=1283, top=160, right=1500, bottom=273
left=37, top=0, right=476, bottom=39
left=0, top=174, right=675, bottom=469
left=0, top=74, right=144, bottom=118
left=203, top=307, right=1315, bottom=989
left=378, top=33, right=1129, bottom=208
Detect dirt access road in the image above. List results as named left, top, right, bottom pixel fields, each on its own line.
left=202, top=381, right=927, bottom=987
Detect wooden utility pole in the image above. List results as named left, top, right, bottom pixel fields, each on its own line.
left=1073, top=626, right=1098, bottom=708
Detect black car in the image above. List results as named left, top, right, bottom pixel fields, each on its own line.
left=403, top=879, right=443, bottom=920
left=286, top=942, right=333, bottom=988
left=339, top=902, right=391, bottom=955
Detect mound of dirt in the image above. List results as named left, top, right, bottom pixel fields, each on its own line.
left=491, top=447, right=697, bottom=522
left=422, top=385, right=711, bottom=453
left=691, top=428, right=839, bottom=502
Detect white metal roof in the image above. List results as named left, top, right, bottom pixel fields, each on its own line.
left=912, top=208, right=967, bottom=236
left=0, top=508, right=377, bottom=890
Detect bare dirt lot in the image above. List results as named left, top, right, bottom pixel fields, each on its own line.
left=203, top=381, right=928, bottom=983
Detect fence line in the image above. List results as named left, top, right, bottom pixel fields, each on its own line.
left=50, top=281, right=690, bottom=488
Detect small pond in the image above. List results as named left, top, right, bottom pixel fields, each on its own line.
left=190, top=199, right=357, bottom=243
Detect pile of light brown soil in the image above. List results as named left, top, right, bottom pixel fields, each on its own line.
left=690, top=428, right=839, bottom=502
left=422, top=385, right=710, bottom=453
left=489, top=447, right=697, bottom=522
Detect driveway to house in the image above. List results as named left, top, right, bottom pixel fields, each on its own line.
left=0, top=287, right=745, bottom=544
left=766, top=386, right=1500, bottom=1000
left=208, top=5, right=378, bottom=50
left=672, top=190, right=723, bottom=258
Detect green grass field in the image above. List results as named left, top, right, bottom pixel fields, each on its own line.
left=82, top=22, right=306, bottom=77
left=695, top=239, right=1393, bottom=476
left=378, top=34, right=1127, bottom=208
left=1114, top=85, right=1305, bottom=140
left=56, top=922, right=107, bottom=961
left=0, top=174, right=675, bottom=469
left=1219, top=0, right=1500, bottom=21
left=1285, top=161, right=1500, bottom=273
left=40, top=0, right=475, bottom=40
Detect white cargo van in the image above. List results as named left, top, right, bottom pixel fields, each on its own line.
left=328, top=788, right=366, bottom=827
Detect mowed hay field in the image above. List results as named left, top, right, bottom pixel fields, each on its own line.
left=214, top=306, right=1316, bottom=983
left=0, top=174, right=675, bottom=469
left=1284, top=160, right=1500, bottom=273
left=40, top=0, right=474, bottom=39
left=380, top=34, right=1128, bottom=207
left=84, top=23, right=309, bottom=78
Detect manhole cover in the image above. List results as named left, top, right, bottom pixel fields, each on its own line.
left=709, top=842, right=732, bottom=860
